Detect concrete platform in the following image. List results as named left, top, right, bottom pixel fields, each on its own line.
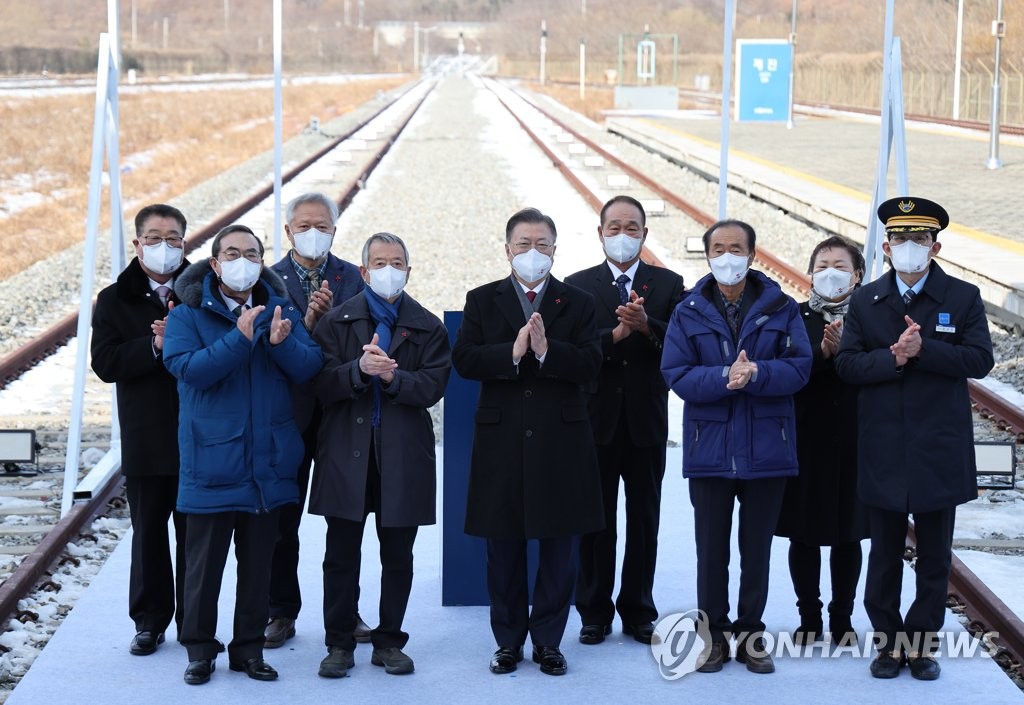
left=7, top=449, right=1021, bottom=705
left=607, top=113, right=1024, bottom=325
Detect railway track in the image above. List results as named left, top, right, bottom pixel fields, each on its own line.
left=492, top=77, right=1024, bottom=686
left=0, top=78, right=436, bottom=637
left=0, top=71, right=1020, bottom=694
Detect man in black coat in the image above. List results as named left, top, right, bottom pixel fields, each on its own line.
left=566, top=196, right=685, bottom=646
left=835, top=196, right=994, bottom=681
left=453, top=207, right=603, bottom=677
left=264, top=192, right=366, bottom=649
left=91, top=203, right=190, bottom=656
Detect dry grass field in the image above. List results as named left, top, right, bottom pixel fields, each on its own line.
left=0, top=76, right=405, bottom=281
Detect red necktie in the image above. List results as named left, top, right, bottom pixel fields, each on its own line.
left=526, top=291, right=536, bottom=303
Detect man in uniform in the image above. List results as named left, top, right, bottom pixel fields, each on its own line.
left=835, top=197, right=994, bottom=680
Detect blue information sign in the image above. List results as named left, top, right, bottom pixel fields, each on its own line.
left=735, top=39, right=792, bottom=122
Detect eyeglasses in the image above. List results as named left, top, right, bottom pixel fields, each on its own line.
left=219, top=248, right=262, bottom=263
left=888, top=233, right=933, bottom=246
left=510, top=241, right=554, bottom=255
left=140, top=234, right=184, bottom=247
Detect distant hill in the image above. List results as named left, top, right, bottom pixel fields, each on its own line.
left=0, top=0, right=1018, bottom=75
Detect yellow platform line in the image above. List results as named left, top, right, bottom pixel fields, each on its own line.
left=637, top=118, right=1024, bottom=257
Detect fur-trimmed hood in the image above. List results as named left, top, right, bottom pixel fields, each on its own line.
left=173, top=260, right=288, bottom=308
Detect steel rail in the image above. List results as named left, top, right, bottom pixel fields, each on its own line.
left=0, top=80, right=429, bottom=392
left=509, top=77, right=1024, bottom=687
left=0, top=470, right=124, bottom=628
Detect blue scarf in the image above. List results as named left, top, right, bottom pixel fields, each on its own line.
left=365, top=288, right=403, bottom=427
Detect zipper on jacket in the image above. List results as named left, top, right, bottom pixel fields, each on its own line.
left=780, top=421, right=787, bottom=442
left=695, top=423, right=700, bottom=444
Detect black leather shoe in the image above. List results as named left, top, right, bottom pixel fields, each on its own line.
left=229, top=657, right=279, bottom=681
left=184, top=659, right=214, bottom=685
left=908, top=653, right=940, bottom=681
left=623, top=622, right=656, bottom=644
left=579, top=624, right=612, bottom=645
left=215, top=638, right=226, bottom=653
left=736, top=637, right=775, bottom=674
left=828, top=618, right=857, bottom=646
left=532, top=645, right=567, bottom=676
left=264, top=617, right=296, bottom=649
left=696, top=641, right=730, bottom=673
left=489, top=646, right=524, bottom=674
left=130, top=631, right=165, bottom=656
left=870, top=651, right=903, bottom=679
left=354, top=613, right=372, bottom=644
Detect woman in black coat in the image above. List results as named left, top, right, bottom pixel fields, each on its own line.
left=776, top=236, right=868, bottom=644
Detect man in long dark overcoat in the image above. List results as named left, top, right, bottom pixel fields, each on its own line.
left=452, top=207, right=603, bottom=677
left=309, top=232, right=451, bottom=678
left=91, top=203, right=190, bottom=657
left=835, top=196, right=994, bottom=681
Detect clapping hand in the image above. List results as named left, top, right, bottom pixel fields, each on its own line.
left=820, top=317, right=843, bottom=359
left=890, top=315, right=922, bottom=366
left=727, top=349, right=758, bottom=390
left=151, top=301, right=174, bottom=351
left=360, top=333, right=398, bottom=383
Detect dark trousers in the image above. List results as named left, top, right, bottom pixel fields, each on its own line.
left=267, top=424, right=312, bottom=620
left=487, top=536, right=575, bottom=649
left=864, top=506, right=955, bottom=655
left=576, top=421, right=665, bottom=626
left=689, top=476, right=787, bottom=644
left=788, top=539, right=862, bottom=620
left=269, top=415, right=361, bottom=621
left=323, top=515, right=417, bottom=651
left=125, top=475, right=187, bottom=637
left=180, top=509, right=279, bottom=662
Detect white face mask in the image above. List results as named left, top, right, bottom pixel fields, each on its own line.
left=511, top=248, right=552, bottom=283
left=367, top=265, right=407, bottom=299
left=141, top=241, right=184, bottom=275
left=888, top=240, right=932, bottom=274
left=708, top=252, right=749, bottom=286
left=812, top=267, right=854, bottom=301
left=292, top=227, right=334, bottom=260
left=217, top=258, right=262, bottom=292
left=602, top=234, right=643, bottom=264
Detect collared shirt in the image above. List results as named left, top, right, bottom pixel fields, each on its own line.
left=289, top=250, right=328, bottom=302
left=219, top=290, right=253, bottom=315
left=894, top=269, right=930, bottom=298
left=604, top=259, right=641, bottom=292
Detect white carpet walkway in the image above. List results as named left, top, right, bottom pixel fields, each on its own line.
left=9, top=448, right=1021, bottom=704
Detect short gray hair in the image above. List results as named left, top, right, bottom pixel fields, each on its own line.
left=361, top=232, right=410, bottom=267
left=285, top=192, right=338, bottom=226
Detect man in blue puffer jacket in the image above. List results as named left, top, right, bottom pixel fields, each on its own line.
left=661, top=220, right=811, bottom=675
left=163, top=224, right=323, bottom=686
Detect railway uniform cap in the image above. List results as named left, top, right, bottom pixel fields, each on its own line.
left=877, top=196, right=949, bottom=234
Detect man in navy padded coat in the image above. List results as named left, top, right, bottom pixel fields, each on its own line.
left=164, top=224, right=322, bottom=686
left=661, top=219, right=811, bottom=675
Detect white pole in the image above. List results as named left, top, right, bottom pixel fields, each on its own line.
left=579, top=39, right=586, bottom=100
left=953, top=0, right=964, bottom=120
left=787, top=0, right=797, bottom=129
left=224, top=0, right=230, bottom=34
left=865, top=0, right=898, bottom=282
left=162, top=16, right=168, bottom=50
left=718, top=0, right=736, bottom=219
left=986, top=0, right=1005, bottom=170
left=540, top=20, right=547, bottom=86
left=413, top=22, right=419, bottom=73
left=65, top=34, right=114, bottom=517
left=130, top=0, right=136, bottom=48
left=273, top=0, right=283, bottom=260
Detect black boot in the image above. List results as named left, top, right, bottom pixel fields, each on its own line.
left=828, top=542, right=863, bottom=645
left=789, top=540, right=823, bottom=644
